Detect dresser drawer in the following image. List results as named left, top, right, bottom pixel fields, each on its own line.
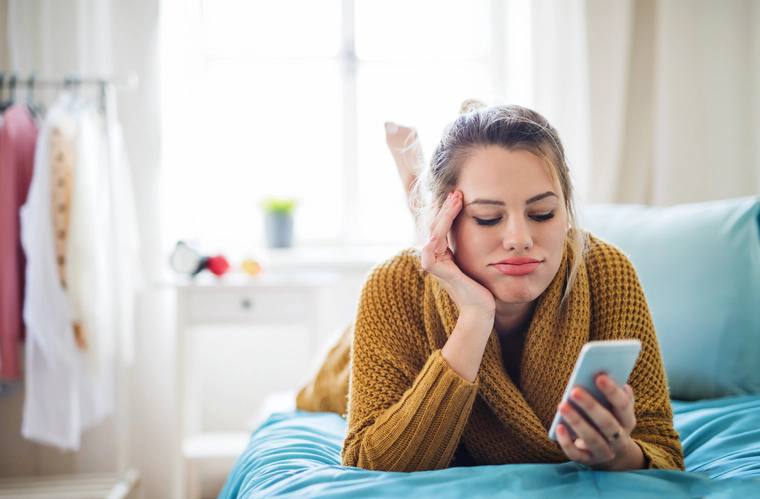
left=182, top=288, right=310, bottom=323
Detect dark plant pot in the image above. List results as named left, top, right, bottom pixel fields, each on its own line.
left=265, top=213, right=294, bottom=248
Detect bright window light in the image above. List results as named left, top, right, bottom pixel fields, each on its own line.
left=356, top=61, right=494, bottom=244
left=202, top=0, right=342, bottom=58
left=355, top=0, right=490, bottom=61
left=163, top=0, right=502, bottom=257
left=200, top=60, right=344, bottom=247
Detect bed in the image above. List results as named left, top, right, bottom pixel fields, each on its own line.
left=219, top=196, right=760, bottom=498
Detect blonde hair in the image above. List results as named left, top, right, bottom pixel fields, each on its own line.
left=410, top=101, right=586, bottom=306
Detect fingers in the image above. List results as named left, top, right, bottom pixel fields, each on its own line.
left=557, top=377, right=640, bottom=468
left=421, top=191, right=462, bottom=271
left=568, top=386, right=627, bottom=448
left=429, top=191, right=461, bottom=238
left=558, top=400, right=616, bottom=464
left=555, top=423, right=593, bottom=465
left=595, top=375, right=637, bottom=432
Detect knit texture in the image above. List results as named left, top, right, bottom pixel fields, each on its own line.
left=300, top=234, right=684, bottom=472
left=296, top=323, right=352, bottom=416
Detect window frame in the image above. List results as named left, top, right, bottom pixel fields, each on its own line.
left=194, top=0, right=508, bottom=247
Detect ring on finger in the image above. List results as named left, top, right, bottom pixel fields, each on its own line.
left=606, top=429, right=623, bottom=443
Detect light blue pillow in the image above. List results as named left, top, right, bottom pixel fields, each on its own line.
left=582, top=197, right=760, bottom=400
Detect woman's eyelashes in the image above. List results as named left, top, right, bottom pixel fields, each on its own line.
left=532, top=212, right=555, bottom=222
left=474, top=217, right=501, bottom=226
left=474, top=211, right=555, bottom=226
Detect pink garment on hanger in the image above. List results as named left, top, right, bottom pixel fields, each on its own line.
left=0, top=104, right=38, bottom=380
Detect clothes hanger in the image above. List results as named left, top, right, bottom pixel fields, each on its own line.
left=64, top=72, right=80, bottom=111
left=0, top=72, right=7, bottom=112
left=26, top=73, right=45, bottom=120
left=8, top=73, right=17, bottom=108
left=71, top=73, right=83, bottom=110
left=98, top=77, right=107, bottom=113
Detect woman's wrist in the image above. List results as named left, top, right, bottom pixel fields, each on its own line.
left=441, top=309, right=494, bottom=383
left=457, top=306, right=496, bottom=326
left=603, top=438, right=646, bottom=471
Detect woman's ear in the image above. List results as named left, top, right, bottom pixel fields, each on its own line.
left=447, top=224, right=458, bottom=254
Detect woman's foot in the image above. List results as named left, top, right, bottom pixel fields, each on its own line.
left=385, top=122, right=423, bottom=195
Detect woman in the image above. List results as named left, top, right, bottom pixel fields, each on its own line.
left=297, top=101, right=684, bottom=472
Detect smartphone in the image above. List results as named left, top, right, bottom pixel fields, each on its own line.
left=548, top=339, right=642, bottom=441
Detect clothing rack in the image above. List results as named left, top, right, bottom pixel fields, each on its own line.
left=0, top=71, right=141, bottom=499
left=0, top=72, right=139, bottom=91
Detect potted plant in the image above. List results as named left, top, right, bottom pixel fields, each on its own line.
left=260, top=197, right=298, bottom=248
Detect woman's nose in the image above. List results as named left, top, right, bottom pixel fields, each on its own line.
left=502, top=216, right=533, bottom=251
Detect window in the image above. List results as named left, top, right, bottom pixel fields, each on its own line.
left=161, top=0, right=507, bottom=260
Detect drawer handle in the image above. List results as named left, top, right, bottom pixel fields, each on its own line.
left=240, top=298, right=253, bottom=310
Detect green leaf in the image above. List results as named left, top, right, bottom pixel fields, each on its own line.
left=260, top=197, right=299, bottom=215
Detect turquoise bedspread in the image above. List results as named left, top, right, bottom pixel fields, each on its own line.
left=219, top=394, right=760, bottom=498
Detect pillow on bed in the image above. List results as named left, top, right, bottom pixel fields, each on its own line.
left=582, top=196, right=760, bottom=401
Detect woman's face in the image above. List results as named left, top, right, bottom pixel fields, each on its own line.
left=449, top=146, right=568, bottom=305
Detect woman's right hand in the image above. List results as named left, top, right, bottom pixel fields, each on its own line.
left=420, top=190, right=496, bottom=317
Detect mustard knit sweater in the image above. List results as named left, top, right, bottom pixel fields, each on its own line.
left=297, top=234, right=684, bottom=472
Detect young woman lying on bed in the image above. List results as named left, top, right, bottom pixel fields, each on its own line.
left=296, top=100, right=684, bottom=472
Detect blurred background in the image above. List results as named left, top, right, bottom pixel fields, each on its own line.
left=0, top=1, right=758, bottom=498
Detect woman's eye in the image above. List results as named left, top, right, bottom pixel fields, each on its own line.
left=531, top=212, right=555, bottom=222
left=474, top=217, right=502, bottom=226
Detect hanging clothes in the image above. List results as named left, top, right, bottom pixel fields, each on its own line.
left=67, top=85, right=142, bottom=374
left=102, top=84, right=143, bottom=367
left=66, top=100, right=114, bottom=370
left=19, top=89, right=141, bottom=451
left=20, top=94, right=81, bottom=449
left=0, top=103, right=38, bottom=381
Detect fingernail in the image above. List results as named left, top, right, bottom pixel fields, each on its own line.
left=385, top=122, right=398, bottom=134
left=429, top=234, right=437, bottom=242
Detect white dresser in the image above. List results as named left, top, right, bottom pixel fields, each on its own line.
left=174, top=270, right=345, bottom=498
left=172, top=245, right=405, bottom=498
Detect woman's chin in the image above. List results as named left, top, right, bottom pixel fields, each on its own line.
left=491, top=286, right=541, bottom=306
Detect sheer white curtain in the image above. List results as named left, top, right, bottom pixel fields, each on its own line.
left=527, top=0, right=760, bottom=206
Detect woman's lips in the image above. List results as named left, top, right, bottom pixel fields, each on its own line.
left=491, top=258, right=542, bottom=276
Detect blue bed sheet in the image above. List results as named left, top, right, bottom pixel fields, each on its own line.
left=220, top=394, right=760, bottom=498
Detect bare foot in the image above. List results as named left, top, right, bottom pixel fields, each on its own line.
left=385, top=122, right=424, bottom=195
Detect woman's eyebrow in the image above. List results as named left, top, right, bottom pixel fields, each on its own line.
left=466, top=192, right=557, bottom=207
left=526, top=192, right=557, bottom=205
left=466, top=199, right=504, bottom=206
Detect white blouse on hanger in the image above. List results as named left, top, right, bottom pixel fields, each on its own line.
left=20, top=93, right=83, bottom=450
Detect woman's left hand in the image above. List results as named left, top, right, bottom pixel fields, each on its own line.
left=555, top=374, right=645, bottom=471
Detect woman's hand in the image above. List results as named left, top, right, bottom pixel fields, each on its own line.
left=420, top=190, right=495, bottom=316
left=423, top=190, right=496, bottom=382
left=555, top=374, right=645, bottom=471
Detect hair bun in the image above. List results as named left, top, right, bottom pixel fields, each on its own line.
left=458, top=99, right=487, bottom=114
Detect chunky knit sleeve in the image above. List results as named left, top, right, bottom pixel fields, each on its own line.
left=341, top=251, right=479, bottom=471
left=585, top=236, right=685, bottom=470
